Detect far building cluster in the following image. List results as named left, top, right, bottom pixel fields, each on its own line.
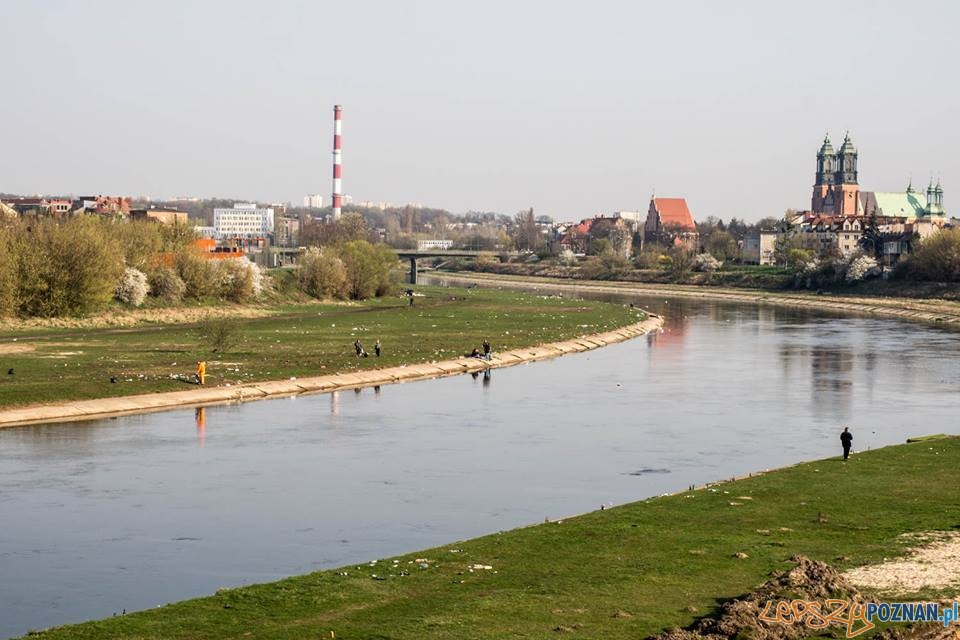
left=745, top=133, right=948, bottom=265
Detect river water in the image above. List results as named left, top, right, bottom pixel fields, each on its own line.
left=2, top=290, right=960, bottom=638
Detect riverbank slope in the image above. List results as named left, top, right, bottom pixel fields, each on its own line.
left=0, top=312, right=660, bottom=428
left=432, top=272, right=960, bottom=324
left=23, top=436, right=960, bottom=639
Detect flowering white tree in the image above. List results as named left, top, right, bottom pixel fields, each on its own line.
left=845, top=254, right=880, bottom=283
left=693, top=253, right=722, bottom=272
left=114, top=267, right=150, bottom=307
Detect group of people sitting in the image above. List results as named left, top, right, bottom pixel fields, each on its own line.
left=469, top=339, right=492, bottom=360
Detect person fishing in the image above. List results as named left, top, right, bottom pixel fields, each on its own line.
left=840, top=426, right=853, bottom=461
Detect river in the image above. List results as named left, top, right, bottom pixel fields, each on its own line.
left=1, top=289, right=959, bottom=638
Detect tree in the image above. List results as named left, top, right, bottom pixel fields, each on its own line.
left=0, top=224, right=17, bottom=316
left=297, top=247, right=349, bottom=299
left=859, top=212, right=882, bottom=259
left=301, top=213, right=372, bottom=247
left=512, top=207, right=542, bottom=253
left=16, top=217, right=124, bottom=317
left=901, top=228, right=960, bottom=281
left=705, top=230, right=738, bottom=261
left=107, top=220, right=163, bottom=271
left=338, top=240, right=398, bottom=299
left=667, top=245, right=695, bottom=276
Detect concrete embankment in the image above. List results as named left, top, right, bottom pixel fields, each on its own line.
left=432, top=272, right=960, bottom=325
left=0, top=315, right=662, bottom=429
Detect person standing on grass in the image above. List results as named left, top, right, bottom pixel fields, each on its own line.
left=482, top=338, right=491, bottom=360
left=196, top=361, right=206, bottom=386
left=840, top=426, right=853, bottom=461
left=374, top=340, right=382, bottom=357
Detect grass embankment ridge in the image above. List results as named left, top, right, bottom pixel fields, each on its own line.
left=0, top=286, right=653, bottom=425
left=24, top=437, right=960, bottom=639
left=433, top=271, right=960, bottom=325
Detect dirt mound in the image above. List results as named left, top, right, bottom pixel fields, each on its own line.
left=648, top=555, right=871, bottom=640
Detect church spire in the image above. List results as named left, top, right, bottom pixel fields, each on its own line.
left=815, top=133, right=836, bottom=186
left=836, top=132, right=858, bottom=185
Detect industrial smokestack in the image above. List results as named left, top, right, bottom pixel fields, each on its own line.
left=332, top=105, right=343, bottom=220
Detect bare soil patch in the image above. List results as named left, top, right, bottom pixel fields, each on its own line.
left=1, top=305, right=280, bottom=331
left=0, top=343, right=34, bottom=354
left=844, top=531, right=960, bottom=594
left=649, top=555, right=871, bottom=640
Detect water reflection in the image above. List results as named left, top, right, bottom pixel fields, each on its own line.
left=194, top=407, right=206, bottom=444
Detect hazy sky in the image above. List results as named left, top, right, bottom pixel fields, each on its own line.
left=1, top=1, right=956, bottom=221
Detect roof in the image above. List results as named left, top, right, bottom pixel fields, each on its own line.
left=838, top=133, right=857, bottom=154
left=861, top=191, right=929, bottom=218
left=818, top=135, right=834, bottom=156
left=652, top=198, right=696, bottom=231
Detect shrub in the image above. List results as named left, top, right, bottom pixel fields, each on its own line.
left=900, top=229, right=960, bottom=281
left=796, top=251, right=881, bottom=288
left=17, top=217, right=124, bottom=317
left=667, top=246, right=695, bottom=276
left=694, top=253, right=722, bottom=272
left=558, top=249, right=577, bottom=266
left=297, top=247, right=348, bottom=299
left=106, top=221, right=163, bottom=271
left=149, top=267, right=187, bottom=303
left=845, top=254, right=880, bottom=283
left=217, top=258, right=262, bottom=303
left=196, top=315, right=238, bottom=354
left=0, top=225, right=17, bottom=316
left=115, top=267, right=150, bottom=306
left=175, top=249, right=217, bottom=299
left=338, top=240, right=398, bottom=300
left=635, top=249, right=662, bottom=269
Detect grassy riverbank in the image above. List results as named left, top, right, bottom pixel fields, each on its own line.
left=0, top=286, right=641, bottom=410
left=432, top=271, right=960, bottom=325
left=23, top=437, right=960, bottom=639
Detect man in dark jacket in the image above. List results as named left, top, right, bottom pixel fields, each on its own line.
left=840, top=427, right=853, bottom=461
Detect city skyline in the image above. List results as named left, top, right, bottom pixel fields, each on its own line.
left=1, top=0, right=956, bottom=222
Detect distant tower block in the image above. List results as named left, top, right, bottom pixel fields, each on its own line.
left=332, top=105, right=343, bottom=220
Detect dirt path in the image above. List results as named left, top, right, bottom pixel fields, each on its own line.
left=0, top=316, right=663, bottom=428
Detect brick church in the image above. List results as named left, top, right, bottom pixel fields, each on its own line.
left=810, top=132, right=945, bottom=219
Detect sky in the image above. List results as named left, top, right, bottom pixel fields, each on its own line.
left=1, top=0, right=957, bottom=222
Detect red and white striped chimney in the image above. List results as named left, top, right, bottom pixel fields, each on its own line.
left=331, top=104, right=343, bottom=220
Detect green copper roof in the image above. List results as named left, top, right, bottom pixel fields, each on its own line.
left=872, top=191, right=929, bottom=217
left=838, top=133, right=856, bottom=154
left=818, top=134, right=834, bottom=155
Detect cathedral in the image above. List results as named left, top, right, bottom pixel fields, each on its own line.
left=810, top=133, right=946, bottom=219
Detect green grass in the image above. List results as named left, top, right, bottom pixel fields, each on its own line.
left=21, top=438, right=960, bottom=639
left=0, top=286, right=642, bottom=409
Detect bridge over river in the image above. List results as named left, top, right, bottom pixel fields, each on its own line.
left=394, top=250, right=523, bottom=283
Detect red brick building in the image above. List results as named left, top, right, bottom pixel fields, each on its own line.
left=643, top=197, right=699, bottom=249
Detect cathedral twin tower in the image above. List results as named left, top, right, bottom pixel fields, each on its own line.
left=811, top=132, right=944, bottom=217
left=811, top=133, right=860, bottom=216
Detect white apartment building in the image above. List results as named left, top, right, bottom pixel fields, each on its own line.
left=213, top=203, right=274, bottom=239
left=417, top=239, right=453, bottom=250
left=303, top=194, right=323, bottom=209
